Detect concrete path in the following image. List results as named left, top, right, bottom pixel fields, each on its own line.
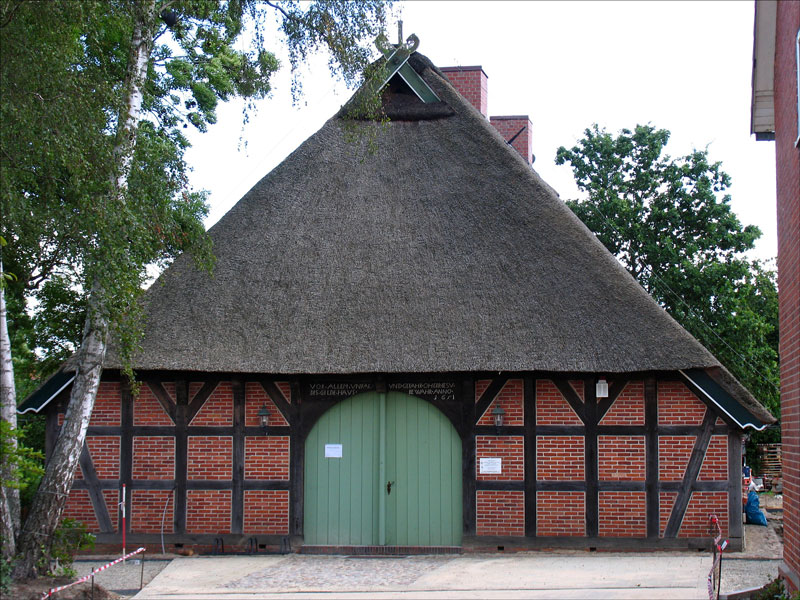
left=132, top=553, right=714, bottom=599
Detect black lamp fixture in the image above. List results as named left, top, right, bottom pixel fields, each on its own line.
left=492, top=404, right=506, bottom=428
left=257, top=404, right=270, bottom=430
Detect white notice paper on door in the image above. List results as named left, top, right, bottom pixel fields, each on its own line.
left=325, top=444, right=343, bottom=458
left=480, top=457, right=502, bottom=474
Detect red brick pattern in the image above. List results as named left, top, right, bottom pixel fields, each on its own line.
left=774, top=2, right=800, bottom=590
left=660, top=492, right=678, bottom=536
left=189, top=382, right=204, bottom=400
left=62, top=490, right=99, bottom=531
left=476, top=379, right=523, bottom=426
left=244, top=490, right=290, bottom=534
left=132, top=490, right=174, bottom=533
left=91, top=382, right=121, bottom=426
left=190, top=382, right=233, bottom=426
left=187, top=436, right=232, bottom=480
left=133, top=436, right=175, bottom=480
left=441, top=66, right=488, bottom=117
left=536, top=437, right=584, bottom=480
left=536, top=380, right=583, bottom=425
left=658, top=381, right=706, bottom=425
left=104, top=490, right=119, bottom=530
left=599, top=381, right=645, bottom=425
left=476, top=490, right=524, bottom=536
left=186, top=490, right=231, bottom=533
left=678, top=491, right=728, bottom=538
left=134, top=384, right=173, bottom=426
left=476, top=436, right=524, bottom=481
left=490, top=116, right=533, bottom=164
left=658, top=436, right=694, bottom=480
left=244, top=436, right=290, bottom=480
left=245, top=382, right=289, bottom=427
left=161, top=382, right=177, bottom=402
left=698, top=435, right=728, bottom=481
left=87, top=436, right=120, bottom=479
left=598, top=492, right=646, bottom=537
left=569, top=380, right=585, bottom=402
left=598, top=436, right=645, bottom=480
left=536, top=492, right=585, bottom=536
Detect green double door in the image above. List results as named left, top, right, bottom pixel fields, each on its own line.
left=304, top=391, right=462, bottom=546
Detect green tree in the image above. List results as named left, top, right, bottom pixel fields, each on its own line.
left=1, top=0, right=389, bottom=578
left=555, top=124, right=780, bottom=417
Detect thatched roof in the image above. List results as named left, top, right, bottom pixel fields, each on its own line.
left=103, top=53, right=772, bottom=424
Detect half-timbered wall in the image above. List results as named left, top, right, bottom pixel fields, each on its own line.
left=51, top=372, right=742, bottom=551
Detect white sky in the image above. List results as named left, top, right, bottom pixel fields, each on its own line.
left=184, top=0, right=777, bottom=263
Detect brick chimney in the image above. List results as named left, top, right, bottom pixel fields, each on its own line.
left=441, top=66, right=488, bottom=117
left=490, top=115, right=534, bottom=165
left=441, top=65, right=534, bottom=165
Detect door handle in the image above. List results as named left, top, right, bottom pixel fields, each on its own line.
left=387, top=481, right=394, bottom=495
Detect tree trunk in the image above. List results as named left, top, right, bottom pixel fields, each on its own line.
left=12, top=0, right=156, bottom=579
left=1, top=255, right=20, bottom=562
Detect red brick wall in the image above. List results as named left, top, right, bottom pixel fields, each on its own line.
left=678, top=491, right=728, bottom=538
left=62, top=489, right=99, bottom=531
left=598, top=492, right=646, bottom=537
left=537, top=491, right=585, bottom=536
left=599, top=381, right=645, bottom=425
left=658, top=436, right=695, bottom=480
left=536, top=380, right=583, bottom=425
left=536, top=436, right=584, bottom=480
left=476, top=436, right=524, bottom=481
left=186, top=490, right=231, bottom=533
left=476, top=379, right=523, bottom=426
left=244, top=490, right=289, bottom=534
left=698, top=435, right=728, bottom=481
left=658, top=381, right=706, bottom=425
left=134, top=384, right=173, bottom=426
left=104, top=490, right=119, bottom=530
left=244, top=436, right=290, bottom=480
left=490, top=116, right=533, bottom=164
left=245, top=382, right=290, bottom=427
left=440, top=66, right=488, bottom=117
left=90, top=382, right=120, bottom=426
left=190, top=382, right=232, bottom=426
left=133, top=436, right=175, bottom=480
left=187, top=436, right=232, bottom=480
left=774, top=3, right=800, bottom=590
left=597, top=436, right=645, bottom=480
left=86, top=436, right=120, bottom=479
left=132, top=490, right=173, bottom=533
left=660, top=492, right=678, bottom=536
left=476, top=490, right=524, bottom=536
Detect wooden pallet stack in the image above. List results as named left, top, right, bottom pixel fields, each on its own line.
left=757, top=443, right=782, bottom=488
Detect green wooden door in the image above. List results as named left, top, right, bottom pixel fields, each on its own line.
left=304, top=391, right=462, bottom=546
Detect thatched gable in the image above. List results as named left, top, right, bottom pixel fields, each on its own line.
left=106, top=52, right=771, bottom=424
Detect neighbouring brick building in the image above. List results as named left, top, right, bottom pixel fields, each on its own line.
left=22, top=40, right=775, bottom=553
left=751, top=0, right=800, bottom=592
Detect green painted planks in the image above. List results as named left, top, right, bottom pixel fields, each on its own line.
left=304, top=391, right=462, bottom=546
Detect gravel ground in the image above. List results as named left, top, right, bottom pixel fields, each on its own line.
left=73, top=558, right=172, bottom=598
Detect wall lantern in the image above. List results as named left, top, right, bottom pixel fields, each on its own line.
left=492, top=404, right=506, bottom=428
left=596, top=377, right=609, bottom=399
left=257, top=404, right=270, bottom=430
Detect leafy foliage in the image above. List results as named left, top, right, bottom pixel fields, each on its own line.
left=0, top=421, right=44, bottom=494
left=556, top=124, right=780, bottom=418
left=0, top=0, right=391, bottom=392
left=39, top=518, right=95, bottom=578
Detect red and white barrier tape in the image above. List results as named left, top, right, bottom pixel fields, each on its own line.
left=41, top=547, right=146, bottom=599
left=707, top=515, right=728, bottom=600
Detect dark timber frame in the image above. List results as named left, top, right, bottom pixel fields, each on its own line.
left=51, top=370, right=744, bottom=550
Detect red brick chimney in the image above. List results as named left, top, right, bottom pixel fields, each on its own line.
left=441, top=66, right=534, bottom=165
left=490, top=115, right=534, bottom=165
left=441, top=66, right=488, bottom=117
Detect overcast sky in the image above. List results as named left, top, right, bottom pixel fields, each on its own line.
left=184, top=0, right=777, bottom=263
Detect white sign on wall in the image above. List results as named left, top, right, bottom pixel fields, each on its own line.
left=325, top=444, right=343, bottom=458
left=479, top=457, right=502, bottom=474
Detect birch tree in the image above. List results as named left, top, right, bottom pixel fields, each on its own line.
left=2, top=0, right=389, bottom=578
